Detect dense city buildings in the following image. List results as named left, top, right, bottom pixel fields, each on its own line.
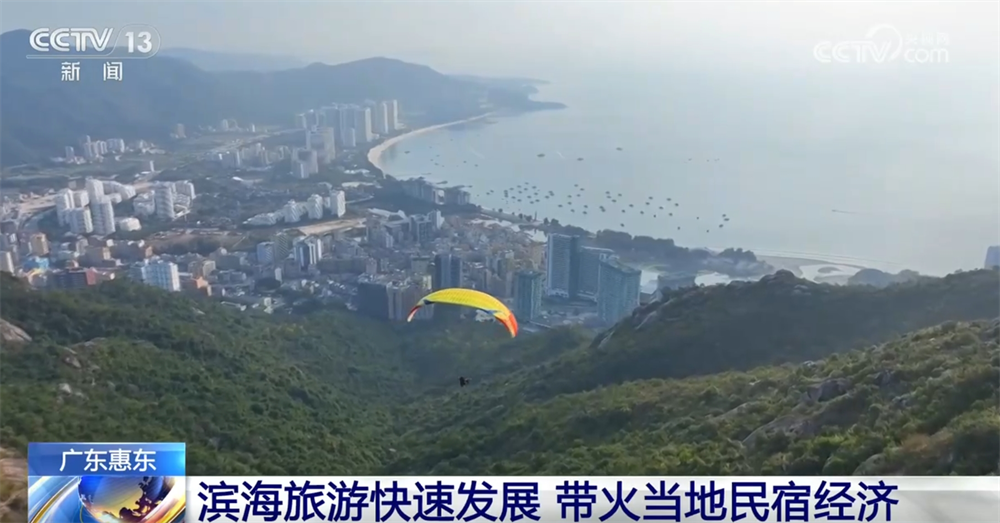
left=0, top=191, right=652, bottom=329
left=58, top=136, right=151, bottom=165
left=244, top=186, right=350, bottom=227
left=43, top=176, right=166, bottom=237
left=296, top=99, right=401, bottom=152
left=0, top=98, right=669, bottom=332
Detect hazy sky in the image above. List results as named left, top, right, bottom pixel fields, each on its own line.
left=2, top=1, right=997, bottom=76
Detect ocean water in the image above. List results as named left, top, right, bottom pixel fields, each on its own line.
left=380, top=69, right=999, bottom=276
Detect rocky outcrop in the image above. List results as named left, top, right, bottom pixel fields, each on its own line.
left=59, top=340, right=109, bottom=373
left=57, top=382, right=87, bottom=400
left=801, top=378, right=850, bottom=404
left=712, top=401, right=758, bottom=422
left=60, top=347, right=83, bottom=369
left=848, top=268, right=925, bottom=288
left=743, top=391, right=868, bottom=450
left=0, top=319, right=31, bottom=346
left=0, top=447, right=28, bottom=523
left=852, top=453, right=887, bottom=474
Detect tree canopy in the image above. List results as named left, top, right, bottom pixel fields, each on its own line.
left=0, top=269, right=996, bottom=476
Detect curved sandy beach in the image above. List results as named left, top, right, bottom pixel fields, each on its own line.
left=367, top=112, right=493, bottom=172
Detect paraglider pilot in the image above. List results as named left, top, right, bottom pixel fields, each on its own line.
left=405, top=289, right=516, bottom=391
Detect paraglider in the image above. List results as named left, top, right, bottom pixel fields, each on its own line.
left=459, top=377, right=471, bottom=387
left=407, top=288, right=518, bottom=337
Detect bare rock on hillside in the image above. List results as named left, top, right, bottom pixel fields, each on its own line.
left=0, top=319, right=31, bottom=345
left=0, top=447, right=28, bottom=523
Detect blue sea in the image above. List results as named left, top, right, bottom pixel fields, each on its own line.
left=380, top=68, right=999, bottom=276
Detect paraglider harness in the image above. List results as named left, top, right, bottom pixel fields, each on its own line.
left=459, top=376, right=471, bottom=387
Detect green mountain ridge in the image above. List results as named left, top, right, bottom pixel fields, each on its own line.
left=0, top=29, right=563, bottom=166
left=0, top=270, right=997, bottom=476
left=389, top=318, right=999, bottom=476
left=158, top=47, right=308, bottom=72
left=522, top=269, right=1000, bottom=400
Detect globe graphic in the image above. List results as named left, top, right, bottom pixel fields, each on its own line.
left=78, top=476, right=175, bottom=523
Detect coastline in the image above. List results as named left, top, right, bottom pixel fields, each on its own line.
left=366, top=112, right=494, bottom=173
left=362, top=109, right=881, bottom=280
left=758, top=255, right=866, bottom=272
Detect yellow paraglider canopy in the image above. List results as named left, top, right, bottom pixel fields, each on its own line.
left=407, top=288, right=518, bottom=337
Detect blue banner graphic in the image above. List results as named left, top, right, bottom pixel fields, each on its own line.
left=27, top=442, right=186, bottom=523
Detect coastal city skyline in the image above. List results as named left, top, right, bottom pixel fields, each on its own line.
left=5, top=81, right=996, bottom=324
left=0, top=88, right=683, bottom=331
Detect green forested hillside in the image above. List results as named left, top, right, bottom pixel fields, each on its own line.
left=520, top=269, right=1000, bottom=400
left=1, top=270, right=997, bottom=477
left=1, top=277, right=393, bottom=474
left=388, top=319, right=999, bottom=475
left=0, top=274, right=542, bottom=474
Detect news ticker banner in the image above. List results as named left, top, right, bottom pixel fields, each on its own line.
left=27, top=443, right=999, bottom=523
left=28, top=442, right=186, bottom=523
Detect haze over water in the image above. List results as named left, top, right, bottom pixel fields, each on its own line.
left=381, top=68, right=999, bottom=276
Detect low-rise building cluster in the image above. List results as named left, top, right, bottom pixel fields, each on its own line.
left=61, top=135, right=161, bottom=165
left=244, top=188, right=346, bottom=226
left=401, top=178, right=472, bottom=206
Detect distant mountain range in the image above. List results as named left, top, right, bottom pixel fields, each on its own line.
left=0, top=30, right=564, bottom=166
left=158, top=47, right=308, bottom=72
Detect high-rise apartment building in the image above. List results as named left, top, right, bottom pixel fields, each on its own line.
left=387, top=100, right=400, bottom=130
left=68, top=208, right=93, bottom=234
left=256, top=241, right=275, bottom=266
left=577, top=246, right=615, bottom=300
left=353, top=107, right=373, bottom=143
left=433, top=253, right=464, bottom=290
left=545, top=234, right=580, bottom=297
left=373, top=102, right=391, bottom=135
left=153, top=184, right=176, bottom=220
left=597, top=259, right=641, bottom=325
left=514, top=270, right=543, bottom=322
left=91, top=197, right=116, bottom=236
